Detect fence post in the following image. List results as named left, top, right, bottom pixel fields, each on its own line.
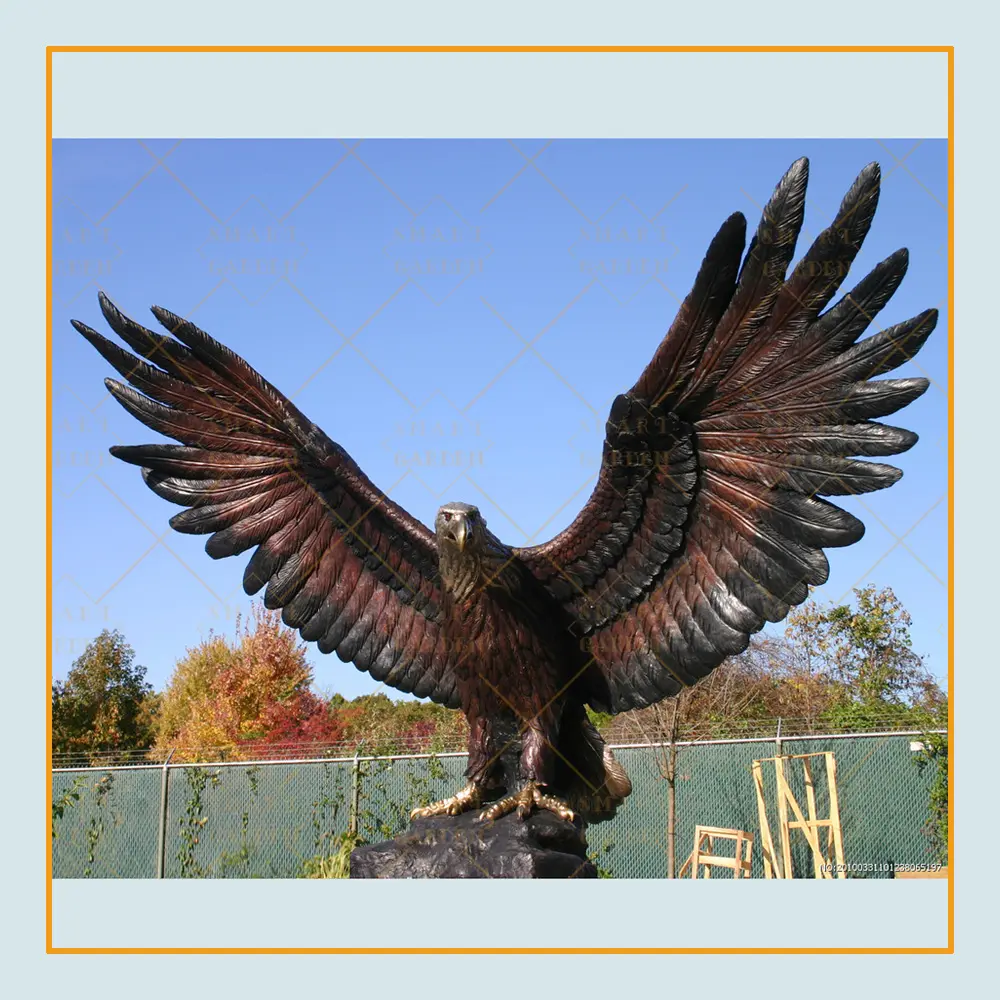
left=155, top=748, right=175, bottom=879
left=775, top=717, right=783, bottom=757
left=349, top=748, right=362, bottom=838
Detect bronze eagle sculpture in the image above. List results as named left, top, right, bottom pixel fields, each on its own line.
left=75, top=158, right=936, bottom=824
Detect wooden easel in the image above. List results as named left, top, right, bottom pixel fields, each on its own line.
left=751, top=751, right=846, bottom=879
left=678, top=825, right=754, bottom=879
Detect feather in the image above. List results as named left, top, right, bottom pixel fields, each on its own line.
left=73, top=322, right=283, bottom=438
left=715, top=163, right=882, bottom=397
left=697, top=422, right=918, bottom=457
left=677, top=158, right=810, bottom=410
left=632, top=212, right=746, bottom=406
left=105, top=380, right=296, bottom=457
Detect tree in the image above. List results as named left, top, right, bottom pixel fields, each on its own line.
left=616, top=648, right=772, bottom=877
left=152, top=633, right=235, bottom=751
left=153, top=603, right=471, bottom=761
left=785, top=585, right=945, bottom=727
left=607, top=632, right=826, bottom=746
left=154, top=603, right=344, bottom=761
left=52, top=629, right=155, bottom=760
left=330, top=692, right=467, bottom=755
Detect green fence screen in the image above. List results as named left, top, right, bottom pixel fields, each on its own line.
left=52, top=733, right=940, bottom=879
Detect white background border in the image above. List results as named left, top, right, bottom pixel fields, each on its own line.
left=52, top=51, right=947, bottom=138
left=3, top=0, right=993, bottom=992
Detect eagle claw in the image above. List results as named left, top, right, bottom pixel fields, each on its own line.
left=410, top=782, right=483, bottom=819
left=479, top=781, right=575, bottom=823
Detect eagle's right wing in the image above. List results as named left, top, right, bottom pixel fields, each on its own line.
left=75, top=293, right=462, bottom=708
left=515, top=159, right=937, bottom=714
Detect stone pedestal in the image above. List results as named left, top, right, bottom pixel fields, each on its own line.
left=350, top=809, right=597, bottom=879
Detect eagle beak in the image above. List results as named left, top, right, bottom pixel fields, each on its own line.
left=448, top=517, right=467, bottom=552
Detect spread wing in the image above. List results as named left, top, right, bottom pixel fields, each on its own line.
left=514, top=159, right=937, bottom=714
left=75, top=293, right=461, bottom=708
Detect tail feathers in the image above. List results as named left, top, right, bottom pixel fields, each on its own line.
left=566, top=718, right=633, bottom=822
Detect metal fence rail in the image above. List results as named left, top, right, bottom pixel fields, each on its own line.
left=51, top=729, right=944, bottom=879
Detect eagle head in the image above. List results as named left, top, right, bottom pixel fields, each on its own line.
left=435, top=502, right=484, bottom=554
left=435, top=502, right=505, bottom=601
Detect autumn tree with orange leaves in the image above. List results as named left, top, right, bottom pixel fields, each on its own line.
left=154, top=604, right=343, bottom=761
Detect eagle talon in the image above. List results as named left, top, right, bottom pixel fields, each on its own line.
left=478, top=782, right=575, bottom=823
left=410, top=782, right=482, bottom=820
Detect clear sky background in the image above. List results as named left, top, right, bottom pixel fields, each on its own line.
left=51, top=138, right=948, bottom=699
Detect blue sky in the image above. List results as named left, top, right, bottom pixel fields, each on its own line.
left=51, top=138, right=949, bottom=698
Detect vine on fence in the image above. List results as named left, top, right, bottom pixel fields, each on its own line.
left=83, top=773, right=114, bottom=877
left=913, top=732, right=949, bottom=865
left=301, top=755, right=453, bottom=878
left=297, top=762, right=352, bottom=878
left=309, top=763, right=347, bottom=855
left=177, top=766, right=220, bottom=878
left=356, top=754, right=451, bottom=843
left=52, top=775, right=88, bottom=840
left=588, top=836, right=616, bottom=879
left=218, top=766, right=262, bottom=877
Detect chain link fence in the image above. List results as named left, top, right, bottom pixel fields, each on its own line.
left=52, top=730, right=942, bottom=879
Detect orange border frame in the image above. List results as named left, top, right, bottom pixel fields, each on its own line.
left=45, top=44, right=955, bottom=956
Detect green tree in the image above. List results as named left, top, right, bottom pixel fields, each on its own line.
left=785, top=585, right=945, bottom=728
left=52, top=629, right=155, bottom=761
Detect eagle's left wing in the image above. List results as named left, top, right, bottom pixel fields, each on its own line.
left=74, top=294, right=462, bottom=708
left=514, top=159, right=937, bottom=714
